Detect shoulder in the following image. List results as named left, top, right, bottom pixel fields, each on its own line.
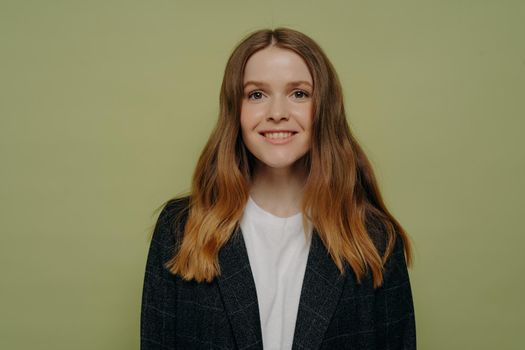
left=162, top=195, right=191, bottom=225
left=364, top=210, right=406, bottom=263
left=364, top=210, right=391, bottom=256
left=364, top=210, right=412, bottom=289
left=152, top=195, right=191, bottom=247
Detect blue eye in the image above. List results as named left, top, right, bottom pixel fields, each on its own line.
left=248, top=91, right=263, bottom=100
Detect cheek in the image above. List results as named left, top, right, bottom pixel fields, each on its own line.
left=240, top=108, right=259, bottom=132
left=298, top=105, right=314, bottom=131
left=239, top=117, right=255, bottom=142
left=239, top=110, right=249, bottom=133
left=240, top=116, right=252, bottom=135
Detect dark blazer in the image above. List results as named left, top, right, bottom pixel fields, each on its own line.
left=141, top=196, right=416, bottom=349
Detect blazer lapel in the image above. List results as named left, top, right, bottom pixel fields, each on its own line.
left=291, top=229, right=347, bottom=350
left=217, top=226, right=263, bottom=350
left=216, top=225, right=346, bottom=350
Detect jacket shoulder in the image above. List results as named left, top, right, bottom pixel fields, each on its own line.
left=163, top=195, right=191, bottom=224
left=364, top=210, right=406, bottom=261
left=364, top=211, right=390, bottom=255
left=153, top=195, right=191, bottom=248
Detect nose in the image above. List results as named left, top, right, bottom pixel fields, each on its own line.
left=267, top=96, right=289, bottom=121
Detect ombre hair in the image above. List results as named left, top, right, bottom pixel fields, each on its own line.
left=161, top=27, right=413, bottom=288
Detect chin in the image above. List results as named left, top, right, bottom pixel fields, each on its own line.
left=257, top=155, right=308, bottom=170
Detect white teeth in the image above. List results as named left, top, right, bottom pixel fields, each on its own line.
left=264, top=132, right=293, bottom=139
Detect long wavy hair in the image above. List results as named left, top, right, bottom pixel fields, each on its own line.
left=162, top=27, right=413, bottom=288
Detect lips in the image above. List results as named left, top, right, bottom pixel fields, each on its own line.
left=260, top=131, right=297, bottom=139
left=257, top=131, right=297, bottom=146
left=258, top=130, right=298, bottom=137
left=258, top=129, right=298, bottom=134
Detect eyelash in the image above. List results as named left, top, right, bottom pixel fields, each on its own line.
left=247, top=90, right=310, bottom=100
left=247, top=91, right=263, bottom=100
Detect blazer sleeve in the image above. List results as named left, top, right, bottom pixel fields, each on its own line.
left=140, top=201, right=181, bottom=349
left=374, top=234, right=417, bottom=350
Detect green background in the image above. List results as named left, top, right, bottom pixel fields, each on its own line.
left=1, top=0, right=524, bottom=349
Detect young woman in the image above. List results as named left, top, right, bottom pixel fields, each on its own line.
left=141, top=28, right=416, bottom=350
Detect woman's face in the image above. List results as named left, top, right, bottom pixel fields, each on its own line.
left=240, top=46, right=314, bottom=172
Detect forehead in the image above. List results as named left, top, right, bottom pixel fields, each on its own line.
left=243, top=46, right=312, bottom=84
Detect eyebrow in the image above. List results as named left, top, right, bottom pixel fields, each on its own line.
left=243, top=80, right=313, bottom=89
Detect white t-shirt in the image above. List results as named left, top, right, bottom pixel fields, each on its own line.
left=240, top=196, right=313, bottom=350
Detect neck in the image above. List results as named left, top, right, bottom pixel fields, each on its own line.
left=248, top=158, right=308, bottom=217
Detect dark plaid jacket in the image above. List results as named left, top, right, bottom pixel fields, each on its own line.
left=140, top=196, right=416, bottom=349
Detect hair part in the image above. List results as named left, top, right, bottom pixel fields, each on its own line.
left=163, top=27, right=413, bottom=288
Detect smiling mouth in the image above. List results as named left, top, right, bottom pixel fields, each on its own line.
left=259, top=131, right=298, bottom=139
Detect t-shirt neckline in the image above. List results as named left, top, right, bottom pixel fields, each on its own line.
left=247, top=195, right=303, bottom=221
